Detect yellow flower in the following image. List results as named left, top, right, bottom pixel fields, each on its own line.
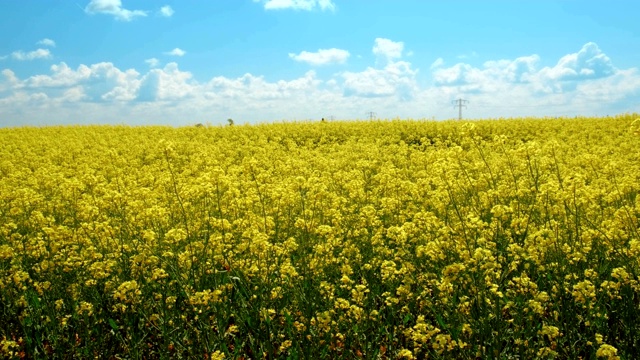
left=279, top=340, right=292, bottom=353
left=538, top=325, right=561, bottom=340
left=0, top=337, right=19, bottom=357
left=209, top=350, right=225, bottom=360
left=77, top=301, right=94, bottom=316
left=113, top=280, right=141, bottom=304
left=396, top=348, right=414, bottom=359
left=572, top=280, right=596, bottom=305
left=630, top=118, right=640, bottom=136
left=596, top=344, right=620, bottom=359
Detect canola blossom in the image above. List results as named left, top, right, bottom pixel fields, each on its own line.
left=0, top=115, right=639, bottom=358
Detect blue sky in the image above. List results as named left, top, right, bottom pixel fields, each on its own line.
left=1, top=0, right=639, bottom=127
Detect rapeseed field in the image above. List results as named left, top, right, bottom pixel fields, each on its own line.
left=1, top=115, right=639, bottom=359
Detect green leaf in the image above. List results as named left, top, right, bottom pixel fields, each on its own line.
left=436, top=313, right=447, bottom=330
left=26, top=290, right=41, bottom=309
left=108, top=318, right=118, bottom=331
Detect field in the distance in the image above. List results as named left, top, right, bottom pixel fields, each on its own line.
left=1, top=115, right=639, bottom=359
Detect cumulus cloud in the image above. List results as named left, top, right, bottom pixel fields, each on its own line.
left=37, top=38, right=56, bottom=47
left=431, top=42, right=615, bottom=96
left=340, top=38, right=417, bottom=100
left=1, top=41, right=639, bottom=127
left=24, top=62, right=140, bottom=102
left=425, top=42, right=636, bottom=118
left=574, top=68, right=640, bottom=104
left=84, top=0, right=147, bottom=21
left=0, top=69, right=22, bottom=94
left=433, top=63, right=473, bottom=86
left=254, top=0, right=335, bottom=11
left=61, top=86, right=88, bottom=102
left=2, top=41, right=54, bottom=62
left=159, top=5, right=174, bottom=17
left=457, top=51, right=478, bottom=60
left=145, top=58, right=160, bottom=68
left=373, top=38, right=404, bottom=62
left=289, top=48, right=350, bottom=66
left=165, top=48, right=186, bottom=57
left=11, top=49, right=52, bottom=61
left=138, top=63, right=195, bottom=101
left=0, top=62, right=336, bottom=125
left=206, top=70, right=321, bottom=101
left=342, top=61, right=418, bottom=100
left=433, top=54, right=544, bottom=90
left=1, top=69, right=20, bottom=85
left=430, top=58, right=444, bottom=70
left=539, top=42, right=615, bottom=81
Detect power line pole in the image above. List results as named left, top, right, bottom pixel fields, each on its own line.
left=452, top=98, right=468, bottom=120
left=366, top=111, right=377, bottom=121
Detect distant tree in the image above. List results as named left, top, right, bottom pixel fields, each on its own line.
left=227, top=118, right=234, bottom=126
left=195, top=123, right=204, bottom=128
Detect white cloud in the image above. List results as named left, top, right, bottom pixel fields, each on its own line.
left=0, top=69, right=22, bottom=93
left=1, top=41, right=640, bottom=127
left=205, top=70, right=321, bottom=103
left=11, top=49, right=52, bottom=61
left=138, top=63, right=195, bottom=101
left=424, top=42, right=638, bottom=118
left=433, top=54, right=542, bottom=88
left=84, top=0, right=147, bottom=21
left=433, top=63, right=473, bottom=86
left=24, top=62, right=140, bottom=102
left=145, top=58, right=160, bottom=68
left=37, top=38, right=56, bottom=47
left=457, top=51, right=478, bottom=60
left=254, top=0, right=335, bottom=11
left=431, top=42, right=614, bottom=95
left=289, top=48, right=350, bottom=66
left=538, top=42, right=614, bottom=81
left=61, top=86, right=88, bottom=102
left=159, top=5, right=174, bottom=17
left=342, top=61, right=418, bottom=100
left=165, top=48, right=186, bottom=57
left=430, top=58, right=444, bottom=70
left=339, top=38, right=416, bottom=100
left=373, top=38, right=404, bottom=62
left=317, top=0, right=335, bottom=10
left=1, top=69, right=20, bottom=85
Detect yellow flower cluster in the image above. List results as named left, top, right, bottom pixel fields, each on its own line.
left=0, top=115, right=639, bottom=358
